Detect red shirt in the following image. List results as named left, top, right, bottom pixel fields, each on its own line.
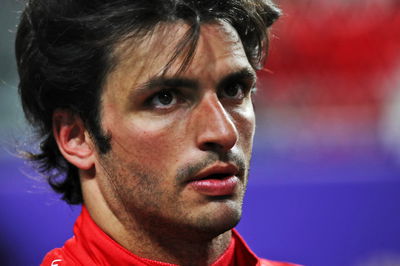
left=42, top=206, right=300, bottom=266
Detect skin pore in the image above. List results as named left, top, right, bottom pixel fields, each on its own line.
left=68, top=21, right=258, bottom=265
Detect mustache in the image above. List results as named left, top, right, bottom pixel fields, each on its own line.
left=175, top=152, right=247, bottom=184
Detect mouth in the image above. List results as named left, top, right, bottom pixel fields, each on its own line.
left=187, top=164, right=240, bottom=197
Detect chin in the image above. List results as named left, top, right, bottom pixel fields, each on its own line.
left=189, top=200, right=243, bottom=239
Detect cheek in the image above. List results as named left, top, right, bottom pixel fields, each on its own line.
left=234, top=102, right=256, bottom=152
left=111, top=115, right=186, bottom=165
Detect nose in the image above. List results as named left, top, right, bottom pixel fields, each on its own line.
left=194, top=94, right=238, bottom=152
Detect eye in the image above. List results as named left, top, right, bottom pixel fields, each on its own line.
left=150, top=89, right=177, bottom=108
left=220, top=83, right=246, bottom=100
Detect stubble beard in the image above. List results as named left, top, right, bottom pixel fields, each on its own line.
left=98, top=149, right=250, bottom=243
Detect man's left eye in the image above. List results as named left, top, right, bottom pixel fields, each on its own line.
left=220, top=83, right=246, bottom=100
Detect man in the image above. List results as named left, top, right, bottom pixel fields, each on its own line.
left=16, top=0, right=299, bottom=265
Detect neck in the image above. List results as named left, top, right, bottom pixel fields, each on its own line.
left=82, top=176, right=232, bottom=266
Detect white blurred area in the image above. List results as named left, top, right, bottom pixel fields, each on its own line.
left=0, top=1, right=28, bottom=161
left=353, top=251, right=400, bottom=266
left=380, top=64, right=400, bottom=165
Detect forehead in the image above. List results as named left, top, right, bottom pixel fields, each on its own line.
left=104, top=21, right=250, bottom=95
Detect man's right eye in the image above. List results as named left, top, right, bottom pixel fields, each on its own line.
left=149, top=89, right=178, bottom=109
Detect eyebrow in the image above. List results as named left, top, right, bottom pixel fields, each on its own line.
left=216, top=68, right=257, bottom=90
left=134, top=76, right=199, bottom=95
left=129, top=67, right=257, bottom=99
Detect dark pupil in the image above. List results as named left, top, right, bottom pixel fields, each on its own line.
left=158, top=90, right=173, bottom=105
left=226, top=84, right=240, bottom=97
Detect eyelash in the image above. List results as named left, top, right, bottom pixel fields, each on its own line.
left=146, top=88, right=183, bottom=109
left=219, top=81, right=253, bottom=100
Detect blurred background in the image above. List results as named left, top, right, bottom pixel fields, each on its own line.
left=1, top=0, right=400, bottom=265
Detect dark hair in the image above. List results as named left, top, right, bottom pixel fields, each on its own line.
left=15, top=0, right=281, bottom=204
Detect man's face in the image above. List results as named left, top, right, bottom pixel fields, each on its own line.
left=96, top=21, right=256, bottom=238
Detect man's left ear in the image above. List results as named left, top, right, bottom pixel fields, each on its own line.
left=52, top=110, right=95, bottom=171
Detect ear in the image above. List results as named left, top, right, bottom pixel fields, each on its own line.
left=52, top=110, right=95, bottom=170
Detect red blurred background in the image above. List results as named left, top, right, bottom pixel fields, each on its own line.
left=256, top=0, right=400, bottom=157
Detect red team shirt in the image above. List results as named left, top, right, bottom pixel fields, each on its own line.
left=42, top=206, right=300, bottom=266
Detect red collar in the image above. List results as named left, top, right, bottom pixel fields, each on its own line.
left=55, top=206, right=263, bottom=265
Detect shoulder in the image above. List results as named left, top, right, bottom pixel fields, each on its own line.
left=260, top=258, right=303, bottom=266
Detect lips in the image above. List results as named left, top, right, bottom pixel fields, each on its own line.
left=187, top=163, right=240, bottom=196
